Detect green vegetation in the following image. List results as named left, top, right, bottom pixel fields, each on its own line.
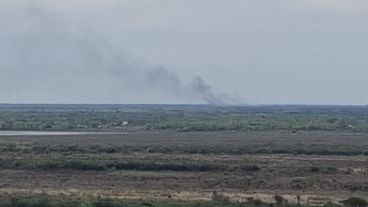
left=0, top=195, right=268, bottom=207
left=4, top=158, right=256, bottom=172
left=0, top=105, right=366, bottom=206
left=0, top=149, right=261, bottom=172
left=1, top=105, right=368, bottom=132
left=0, top=142, right=362, bottom=173
left=1, top=142, right=368, bottom=157
left=341, top=197, right=368, bottom=207
left=1, top=194, right=365, bottom=207
left=0, top=194, right=361, bottom=207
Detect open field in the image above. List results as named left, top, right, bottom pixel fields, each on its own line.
left=0, top=105, right=367, bottom=206
left=0, top=130, right=367, bottom=205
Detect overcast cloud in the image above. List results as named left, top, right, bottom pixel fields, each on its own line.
left=0, top=0, right=367, bottom=104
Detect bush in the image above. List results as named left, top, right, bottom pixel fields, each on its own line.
left=274, top=195, right=288, bottom=207
left=341, top=197, right=368, bottom=207
left=323, top=202, right=341, bottom=207
left=211, top=192, right=230, bottom=204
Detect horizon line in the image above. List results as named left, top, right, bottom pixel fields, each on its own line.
left=0, top=103, right=367, bottom=107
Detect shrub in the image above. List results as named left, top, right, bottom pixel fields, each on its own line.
left=211, top=192, right=230, bottom=204
left=310, top=166, right=320, bottom=173
left=341, top=197, right=368, bottom=207
left=323, top=202, right=341, bottom=207
left=274, top=195, right=288, bottom=207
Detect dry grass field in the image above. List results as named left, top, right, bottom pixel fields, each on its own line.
left=0, top=130, right=367, bottom=205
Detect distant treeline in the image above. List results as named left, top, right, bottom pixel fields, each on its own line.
left=0, top=104, right=368, bottom=132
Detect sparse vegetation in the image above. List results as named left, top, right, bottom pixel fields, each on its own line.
left=0, top=195, right=329, bottom=207
left=1, top=105, right=368, bottom=132
left=341, top=197, right=368, bottom=207
left=0, top=105, right=367, bottom=204
left=1, top=141, right=367, bottom=157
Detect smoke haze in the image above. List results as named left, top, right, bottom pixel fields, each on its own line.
left=0, top=0, right=238, bottom=104
left=1, top=0, right=368, bottom=105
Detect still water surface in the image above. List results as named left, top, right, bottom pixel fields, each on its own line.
left=0, top=131, right=110, bottom=136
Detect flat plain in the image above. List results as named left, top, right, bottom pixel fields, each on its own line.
left=0, top=131, right=367, bottom=205
left=0, top=105, right=367, bottom=206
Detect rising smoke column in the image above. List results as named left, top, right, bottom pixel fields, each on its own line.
left=0, top=0, right=240, bottom=104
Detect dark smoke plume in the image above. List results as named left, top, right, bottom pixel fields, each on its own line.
left=0, top=1, right=240, bottom=104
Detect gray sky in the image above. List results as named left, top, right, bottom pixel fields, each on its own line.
left=1, top=0, right=368, bottom=105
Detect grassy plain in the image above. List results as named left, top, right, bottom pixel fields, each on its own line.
left=0, top=105, right=367, bottom=206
